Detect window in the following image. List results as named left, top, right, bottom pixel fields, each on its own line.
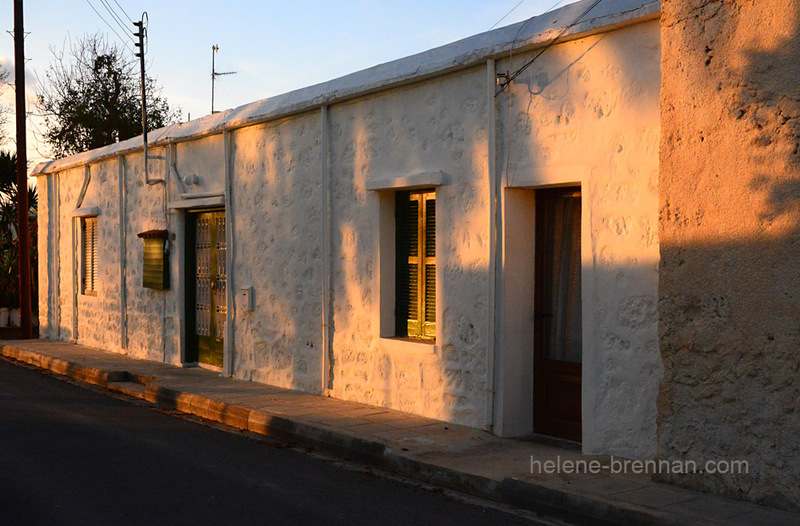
left=81, top=216, right=98, bottom=296
left=395, top=189, right=435, bottom=340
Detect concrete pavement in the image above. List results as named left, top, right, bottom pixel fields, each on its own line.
left=1, top=339, right=796, bottom=525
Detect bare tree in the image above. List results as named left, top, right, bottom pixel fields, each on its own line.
left=36, top=33, right=179, bottom=159
left=0, top=65, right=10, bottom=146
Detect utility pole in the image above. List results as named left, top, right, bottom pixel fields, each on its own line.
left=14, top=0, right=32, bottom=339
left=211, top=45, right=236, bottom=114
left=133, top=13, right=148, bottom=173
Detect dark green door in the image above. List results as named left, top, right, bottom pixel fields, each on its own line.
left=190, top=210, right=226, bottom=367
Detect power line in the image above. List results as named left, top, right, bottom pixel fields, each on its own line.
left=84, top=0, right=135, bottom=53
left=112, top=0, right=136, bottom=25
left=99, top=0, right=132, bottom=39
left=497, top=0, right=602, bottom=95
left=498, top=0, right=597, bottom=191
left=489, top=0, right=527, bottom=31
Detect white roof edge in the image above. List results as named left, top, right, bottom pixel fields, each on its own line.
left=33, top=0, right=660, bottom=176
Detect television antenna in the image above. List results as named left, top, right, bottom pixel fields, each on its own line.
left=212, top=44, right=237, bottom=114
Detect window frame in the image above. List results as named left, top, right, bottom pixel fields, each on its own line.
left=395, top=188, right=436, bottom=341
left=80, top=216, right=98, bottom=296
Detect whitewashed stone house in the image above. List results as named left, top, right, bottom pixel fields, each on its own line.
left=35, top=0, right=662, bottom=456
left=35, top=0, right=800, bottom=509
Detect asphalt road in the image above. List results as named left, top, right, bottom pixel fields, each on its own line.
left=0, top=357, right=551, bottom=526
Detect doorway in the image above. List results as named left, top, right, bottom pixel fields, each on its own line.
left=533, top=187, right=582, bottom=442
left=185, top=210, right=226, bottom=368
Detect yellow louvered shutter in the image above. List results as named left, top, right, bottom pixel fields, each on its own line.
left=82, top=217, right=98, bottom=295
left=396, top=190, right=435, bottom=340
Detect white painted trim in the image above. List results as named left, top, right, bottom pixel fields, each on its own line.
left=179, top=191, right=224, bottom=199
left=494, top=188, right=536, bottom=437
left=223, top=130, right=234, bottom=376
left=378, top=337, right=437, bottom=356
left=580, top=184, right=595, bottom=449
left=168, top=196, right=225, bottom=209
left=176, top=209, right=187, bottom=364
left=71, top=206, right=100, bottom=218
left=366, top=171, right=444, bottom=191
left=377, top=192, right=396, bottom=339
left=505, top=164, right=590, bottom=188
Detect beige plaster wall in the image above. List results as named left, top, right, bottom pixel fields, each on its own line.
left=659, top=0, right=800, bottom=509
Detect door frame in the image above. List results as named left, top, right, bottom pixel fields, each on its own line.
left=184, top=208, right=227, bottom=368
left=493, top=181, right=590, bottom=442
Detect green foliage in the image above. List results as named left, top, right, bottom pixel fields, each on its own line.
left=37, top=34, right=180, bottom=159
left=0, top=150, right=37, bottom=308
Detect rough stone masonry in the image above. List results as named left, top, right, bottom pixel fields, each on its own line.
left=658, top=0, right=800, bottom=510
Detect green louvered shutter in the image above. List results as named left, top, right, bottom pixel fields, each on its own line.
left=423, top=195, right=436, bottom=338
left=82, top=217, right=98, bottom=295
left=395, top=191, right=417, bottom=336
left=395, top=189, right=435, bottom=340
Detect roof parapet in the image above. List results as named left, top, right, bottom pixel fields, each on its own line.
left=33, top=0, right=659, bottom=176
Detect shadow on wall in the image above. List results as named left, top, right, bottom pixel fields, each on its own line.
left=658, top=0, right=800, bottom=511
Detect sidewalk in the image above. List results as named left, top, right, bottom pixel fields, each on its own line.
left=1, top=339, right=795, bottom=526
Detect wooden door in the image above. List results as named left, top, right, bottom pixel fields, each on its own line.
left=534, top=187, right=582, bottom=442
left=187, top=211, right=226, bottom=367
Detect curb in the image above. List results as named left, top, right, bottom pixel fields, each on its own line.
left=0, top=342, right=691, bottom=526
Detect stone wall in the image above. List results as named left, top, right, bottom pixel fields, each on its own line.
left=35, top=13, right=663, bottom=449
left=659, top=0, right=800, bottom=509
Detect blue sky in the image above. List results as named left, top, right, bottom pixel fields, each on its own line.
left=0, top=0, right=577, bottom=165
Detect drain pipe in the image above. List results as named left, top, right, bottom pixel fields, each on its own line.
left=168, top=143, right=188, bottom=195
left=222, top=130, right=235, bottom=376
left=321, top=105, right=334, bottom=394
left=118, top=155, right=128, bottom=351
left=76, top=165, right=90, bottom=208
left=71, top=216, right=78, bottom=342
left=162, top=148, right=169, bottom=364
left=53, top=173, right=61, bottom=339
left=486, top=58, right=499, bottom=431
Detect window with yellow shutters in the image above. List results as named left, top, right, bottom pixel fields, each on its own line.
left=395, top=189, right=435, bottom=340
left=81, top=216, right=98, bottom=296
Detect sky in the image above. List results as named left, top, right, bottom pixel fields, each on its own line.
left=0, top=0, right=579, bottom=169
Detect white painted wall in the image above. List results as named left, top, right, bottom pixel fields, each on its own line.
left=494, top=20, right=662, bottom=458
left=230, top=114, right=324, bottom=392
left=35, top=17, right=661, bottom=457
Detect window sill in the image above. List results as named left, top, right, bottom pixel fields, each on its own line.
left=378, top=336, right=437, bottom=355
left=78, top=293, right=100, bottom=306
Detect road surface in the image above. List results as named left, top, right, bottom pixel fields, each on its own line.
left=0, top=357, right=555, bottom=525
